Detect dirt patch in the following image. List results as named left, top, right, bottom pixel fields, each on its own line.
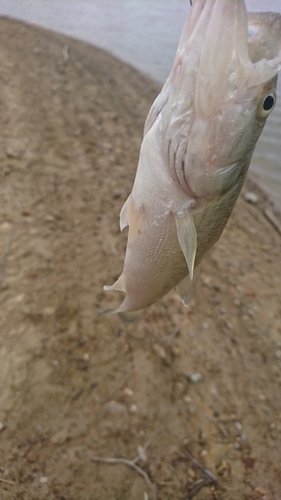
left=0, top=17, right=280, bottom=500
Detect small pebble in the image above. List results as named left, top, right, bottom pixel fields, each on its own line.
left=202, top=275, right=212, bottom=287
left=129, top=404, right=138, bottom=413
left=172, top=346, right=180, bottom=356
left=12, top=293, right=25, bottom=303
left=44, top=215, right=55, bottom=222
left=105, top=400, right=127, bottom=415
left=188, top=468, right=196, bottom=479
left=51, top=429, right=68, bottom=444
left=39, top=477, right=48, bottom=484
left=0, top=222, right=12, bottom=232
left=235, top=421, right=242, bottom=432
left=244, top=191, right=258, bottom=204
left=42, top=307, right=56, bottom=316
left=153, top=344, right=166, bottom=359
left=137, top=445, right=147, bottom=462
left=217, top=460, right=229, bottom=474
left=190, top=373, right=203, bottom=383
left=123, top=387, right=133, bottom=397
left=255, top=486, right=267, bottom=496
left=0, top=422, right=5, bottom=431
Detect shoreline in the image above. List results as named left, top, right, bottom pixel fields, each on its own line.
left=1, top=13, right=280, bottom=216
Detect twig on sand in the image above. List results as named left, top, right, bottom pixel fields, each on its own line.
left=183, top=448, right=218, bottom=500
left=0, top=169, right=25, bottom=289
left=186, top=478, right=216, bottom=500
left=91, top=456, right=156, bottom=500
left=0, top=477, right=15, bottom=485
left=183, top=448, right=217, bottom=482
left=92, top=428, right=219, bottom=500
left=91, top=427, right=168, bottom=500
left=0, top=226, right=15, bottom=290
left=4, top=176, right=24, bottom=214
left=264, top=208, right=281, bottom=236
left=160, top=326, right=180, bottom=345
left=133, top=426, right=167, bottom=463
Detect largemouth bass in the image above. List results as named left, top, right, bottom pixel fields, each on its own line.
left=104, top=0, right=281, bottom=319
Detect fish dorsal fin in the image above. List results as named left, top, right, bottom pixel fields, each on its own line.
left=175, top=209, right=197, bottom=280
left=176, top=265, right=200, bottom=306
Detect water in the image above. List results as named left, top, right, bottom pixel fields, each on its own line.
left=0, top=0, right=281, bottom=208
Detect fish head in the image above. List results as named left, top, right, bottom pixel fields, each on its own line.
left=154, top=0, right=281, bottom=201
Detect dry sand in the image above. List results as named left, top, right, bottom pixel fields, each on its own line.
left=0, top=17, right=280, bottom=500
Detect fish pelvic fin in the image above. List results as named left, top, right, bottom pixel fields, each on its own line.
left=175, top=209, right=197, bottom=280
left=176, top=265, right=200, bottom=306
left=119, top=195, right=145, bottom=244
left=103, top=274, right=125, bottom=293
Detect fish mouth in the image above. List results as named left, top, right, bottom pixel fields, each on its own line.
left=183, top=0, right=281, bottom=110
left=248, top=12, right=281, bottom=64
left=186, top=0, right=250, bottom=117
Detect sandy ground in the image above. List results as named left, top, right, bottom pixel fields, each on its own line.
left=0, top=17, right=280, bottom=500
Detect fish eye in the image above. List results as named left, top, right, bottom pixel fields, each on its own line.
left=260, top=92, right=276, bottom=117
left=263, top=95, right=275, bottom=111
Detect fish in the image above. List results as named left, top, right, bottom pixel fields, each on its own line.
left=103, top=0, right=281, bottom=319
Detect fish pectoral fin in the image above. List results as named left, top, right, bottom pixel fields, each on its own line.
left=120, top=196, right=145, bottom=244
left=175, top=209, right=197, bottom=280
left=119, top=196, right=131, bottom=231
left=103, top=274, right=125, bottom=293
left=176, top=265, right=200, bottom=306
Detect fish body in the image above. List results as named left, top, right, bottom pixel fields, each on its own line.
left=104, top=0, right=281, bottom=317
